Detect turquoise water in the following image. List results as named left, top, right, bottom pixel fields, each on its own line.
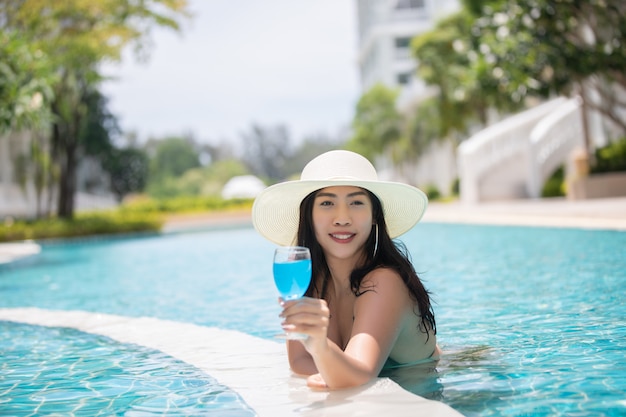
left=1, top=321, right=255, bottom=416
left=1, top=223, right=625, bottom=416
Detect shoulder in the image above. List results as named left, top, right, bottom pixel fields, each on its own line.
left=359, top=267, right=408, bottom=298
left=353, top=268, right=414, bottom=330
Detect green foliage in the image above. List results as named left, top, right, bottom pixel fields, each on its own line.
left=450, top=178, right=460, bottom=196
left=81, top=89, right=120, bottom=155
left=0, top=30, right=56, bottom=132
left=347, top=84, right=402, bottom=161
left=149, top=136, right=201, bottom=181
left=146, top=176, right=184, bottom=200
left=0, top=212, right=163, bottom=242
left=119, top=195, right=253, bottom=215
left=412, top=10, right=525, bottom=136
left=468, top=0, right=626, bottom=131
left=413, top=12, right=484, bottom=134
left=394, top=98, right=442, bottom=161
left=3, top=1, right=190, bottom=70
left=104, top=147, right=150, bottom=201
left=591, top=138, right=626, bottom=174
left=424, top=184, right=441, bottom=201
left=0, top=193, right=253, bottom=242
left=2, top=0, right=191, bottom=218
left=409, top=0, right=626, bottom=144
left=196, top=159, right=250, bottom=195
left=145, top=157, right=249, bottom=199
left=530, top=140, right=626, bottom=200
left=541, top=166, right=565, bottom=198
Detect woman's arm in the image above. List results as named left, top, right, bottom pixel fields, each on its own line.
left=280, top=297, right=330, bottom=376
left=286, top=340, right=316, bottom=375
left=281, top=269, right=412, bottom=389
left=311, top=269, right=411, bottom=388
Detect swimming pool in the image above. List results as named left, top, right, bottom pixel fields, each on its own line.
left=1, top=223, right=625, bottom=416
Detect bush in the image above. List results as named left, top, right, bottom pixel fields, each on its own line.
left=424, top=184, right=441, bottom=200
left=0, top=212, right=164, bottom=242
left=591, top=137, right=626, bottom=174
left=0, top=195, right=253, bottom=242
left=119, top=195, right=253, bottom=215
left=542, top=166, right=565, bottom=198
left=450, top=178, right=460, bottom=196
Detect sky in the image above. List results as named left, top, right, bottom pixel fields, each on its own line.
left=100, top=0, right=361, bottom=149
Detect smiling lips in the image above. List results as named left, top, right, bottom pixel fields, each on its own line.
left=330, top=233, right=355, bottom=243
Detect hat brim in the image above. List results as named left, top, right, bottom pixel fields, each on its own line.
left=252, top=179, right=428, bottom=246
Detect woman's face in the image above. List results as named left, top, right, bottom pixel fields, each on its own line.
left=312, top=186, right=374, bottom=262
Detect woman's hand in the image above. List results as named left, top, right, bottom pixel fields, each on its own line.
left=279, top=297, right=331, bottom=354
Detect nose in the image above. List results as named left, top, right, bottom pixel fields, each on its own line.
left=333, top=203, right=351, bottom=226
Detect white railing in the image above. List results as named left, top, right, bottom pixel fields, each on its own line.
left=526, top=97, right=584, bottom=198
left=458, top=97, right=567, bottom=203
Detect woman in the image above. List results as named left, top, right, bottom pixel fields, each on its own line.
left=252, top=150, right=439, bottom=389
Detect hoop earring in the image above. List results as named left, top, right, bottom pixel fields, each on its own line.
left=373, top=224, right=379, bottom=258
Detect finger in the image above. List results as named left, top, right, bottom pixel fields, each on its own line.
left=281, top=298, right=330, bottom=317
left=281, top=309, right=331, bottom=328
left=281, top=307, right=330, bottom=326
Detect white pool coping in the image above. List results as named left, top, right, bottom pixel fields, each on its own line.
left=0, top=307, right=463, bottom=417
left=0, top=241, right=41, bottom=264
left=423, top=198, right=626, bottom=231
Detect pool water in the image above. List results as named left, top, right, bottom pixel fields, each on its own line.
left=1, top=321, right=254, bottom=416
left=1, top=223, right=625, bottom=416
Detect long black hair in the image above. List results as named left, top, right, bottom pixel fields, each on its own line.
left=297, top=188, right=436, bottom=336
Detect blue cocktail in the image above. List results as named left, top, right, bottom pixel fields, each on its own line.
left=273, top=246, right=312, bottom=339
left=273, top=258, right=311, bottom=300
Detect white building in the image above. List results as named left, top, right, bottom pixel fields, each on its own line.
left=356, top=0, right=459, bottom=96
left=355, top=0, right=461, bottom=195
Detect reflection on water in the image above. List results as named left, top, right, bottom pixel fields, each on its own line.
left=381, top=345, right=494, bottom=403
left=1, top=321, right=256, bottom=416
left=380, top=362, right=443, bottom=401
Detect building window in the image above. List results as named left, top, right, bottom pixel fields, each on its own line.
left=394, top=0, right=425, bottom=10
left=395, top=36, right=413, bottom=59
left=395, top=37, right=412, bottom=49
left=397, top=72, right=411, bottom=85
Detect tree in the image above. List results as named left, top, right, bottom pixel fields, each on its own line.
left=347, top=84, right=403, bottom=161
left=81, top=89, right=120, bottom=157
left=411, top=10, right=524, bottom=137
left=0, top=30, right=55, bottom=132
left=464, top=0, right=626, bottom=142
left=1, top=30, right=57, bottom=217
left=176, top=159, right=249, bottom=197
left=1, top=0, right=190, bottom=218
left=240, top=123, right=292, bottom=182
left=394, top=97, right=444, bottom=162
left=104, top=148, right=149, bottom=201
left=148, top=136, right=201, bottom=182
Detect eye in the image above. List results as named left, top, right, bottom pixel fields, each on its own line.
left=350, top=199, right=366, bottom=206
left=319, top=200, right=333, bottom=206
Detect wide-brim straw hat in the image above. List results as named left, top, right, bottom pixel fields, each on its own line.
left=252, top=150, right=428, bottom=246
